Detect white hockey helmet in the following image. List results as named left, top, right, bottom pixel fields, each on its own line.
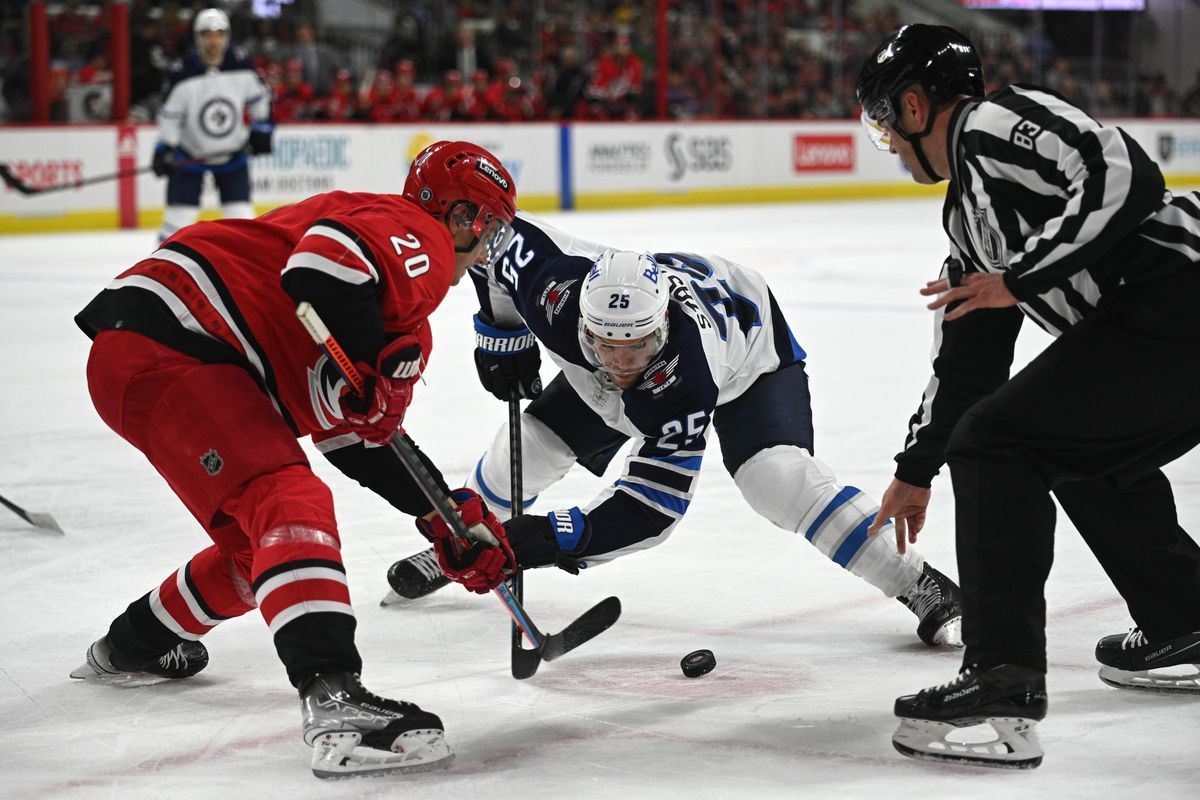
left=577, top=250, right=670, bottom=376
left=194, top=8, right=230, bottom=49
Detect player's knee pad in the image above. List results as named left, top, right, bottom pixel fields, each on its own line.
left=160, top=204, right=199, bottom=242
left=221, top=201, right=253, bottom=219
left=734, top=445, right=840, bottom=531
left=467, top=413, right=578, bottom=521
left=224, top=464, right=340, bottom=550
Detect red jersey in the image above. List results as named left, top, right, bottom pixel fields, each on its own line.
left=75, top=192, right=454, bottom=444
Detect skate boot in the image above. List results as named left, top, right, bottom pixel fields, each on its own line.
left=1095, top=627, right=1200, bottom=693
left=898, top=564, right=963, bottom=647
left=301, top=672, right=453, bottom=779
left=892, top=663, right=1048, bottom=769
left=70, top=636, right=208, bottom=685
left=380, top=548, right=449, bottom=606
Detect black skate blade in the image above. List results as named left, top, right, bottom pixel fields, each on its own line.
left=511, top=597, right=622, bottom=680
left=892, top=738, right=1042, bottom=770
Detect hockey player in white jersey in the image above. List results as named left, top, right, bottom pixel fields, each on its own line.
left=388, top=213, right=964, bottom=648
left=153, top=8, right=273, bottom=242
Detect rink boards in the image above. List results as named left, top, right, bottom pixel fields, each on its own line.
left=2, top=118, right=1200, bottom=233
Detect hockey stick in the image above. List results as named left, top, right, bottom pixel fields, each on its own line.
left=0, top=492, right=64, bottom=534
left=294, top=303, right=620, bottom=678
left=507, top=393, right=526, bottom=677
left=0, top=150, right=248, bottom=196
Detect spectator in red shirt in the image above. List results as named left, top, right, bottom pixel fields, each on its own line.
left=275, top=58, right=315, bottom=121
left=422, top=69, right=464, bottom=121
left=364, top=69, right=401, bottom=122
left=393, top=60, right=423, bottom=121
left=319, top=68, right=358, bottom=121
left=589, top=33, right=643, bottom=119
left=461, top=69, right=492, bottom=120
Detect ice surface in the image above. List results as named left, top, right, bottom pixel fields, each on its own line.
left=2, top=199, right=1197, bottom=799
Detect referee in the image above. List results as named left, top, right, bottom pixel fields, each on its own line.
left=858, top=24, right=1200, bottom=768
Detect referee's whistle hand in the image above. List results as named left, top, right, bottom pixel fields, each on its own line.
left=920, top=272, right=1018, bottom=322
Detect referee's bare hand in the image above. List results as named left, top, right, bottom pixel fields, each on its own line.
left=867, top=478, right=932, bottom=555
left=920, top=272, right=1018, bottom=321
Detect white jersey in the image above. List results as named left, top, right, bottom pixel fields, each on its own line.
left=470, top=213, right=807, bottom=561
left=158, top=48, right=270, bottom=163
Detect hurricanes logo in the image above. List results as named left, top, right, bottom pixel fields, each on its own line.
left=199, top=98, right=237, bottom=138
left=307, top=352, right=350, bottom=430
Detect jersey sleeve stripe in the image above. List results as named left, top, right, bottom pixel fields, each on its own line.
left=615, top=480, right=690, bottom=517
left=627, top=461, right=695, bottom=493
left=282, top=250, right=376, bottom=285
left=301, top=221, right=380, bottom=282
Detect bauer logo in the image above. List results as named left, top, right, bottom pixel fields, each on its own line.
left=792, top=135, right=854, bottom=172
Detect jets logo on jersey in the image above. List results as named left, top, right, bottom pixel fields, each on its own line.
left=199, top=97, right=238, bottom=138
left=307, top=352, right=351, bottom=430
left=636, top=353, right=681, bottom=394
left=538, top=278, right=577, bottom=324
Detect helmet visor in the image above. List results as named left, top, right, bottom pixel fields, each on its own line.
left=578, top=322, right=666, bottom=378
left=477, top=215, right=515, bottom=268
left=861, top=110, right=892, bottom=151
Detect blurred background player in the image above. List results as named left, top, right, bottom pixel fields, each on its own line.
left=69, top=141, right=517, bottom=779
left=857, top=24, right=1200, bottom=768
left=152, top=8, right=274, bottom=243
left=385, top=213, right=964, bottom=650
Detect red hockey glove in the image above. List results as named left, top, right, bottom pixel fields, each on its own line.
left=339, top=334, right=423, bottom=445
left=417, top=489, right=517, bottom=594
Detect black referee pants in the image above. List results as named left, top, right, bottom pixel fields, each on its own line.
left=945, top=266, right=1200, bottom=673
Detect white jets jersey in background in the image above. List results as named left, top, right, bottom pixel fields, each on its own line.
left=158, top=48, right=270, bottom=163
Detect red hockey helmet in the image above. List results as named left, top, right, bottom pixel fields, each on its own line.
left=403, top=140, right=518, bottom=266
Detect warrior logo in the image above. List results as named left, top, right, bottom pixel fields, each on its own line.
left=200, top=449, right=224, bottom=476
left=199, top=98, right=238, bottom=138
left=971, top=208, right=1004, bottom=268
left=538, top=278, right=577, bottom=324
left=636, top=353, right=681, bottom=394
left=307, top=352, right=350, bottom=430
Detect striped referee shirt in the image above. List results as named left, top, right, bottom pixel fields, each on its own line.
left=895, top=84, right=1200, bottom=486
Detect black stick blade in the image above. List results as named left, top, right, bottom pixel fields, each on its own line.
left=511, top=643, right=542, bottom=680
left=541, top=596, right=621, bottom=662
left=0, top=164, right=35, bottom=195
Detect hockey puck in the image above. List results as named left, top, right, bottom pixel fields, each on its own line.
left=680, top=649, right=716, bottom=678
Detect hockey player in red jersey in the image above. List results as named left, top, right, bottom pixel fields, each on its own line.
left=69, top=140, right=517, bottom=779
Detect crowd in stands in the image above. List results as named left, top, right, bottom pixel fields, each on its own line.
left=2, top=0, right=1200, bottom=124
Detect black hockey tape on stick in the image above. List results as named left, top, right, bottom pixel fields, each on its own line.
left=508, top=393, right=527, bottom=676
left=294, top=302, right=621, bottom=679
left=0, top=492, right=64, bottom=534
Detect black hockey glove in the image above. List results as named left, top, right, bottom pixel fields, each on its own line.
left=473, top=313, right=542, bottom=401
left=151, top=143, right=179, bottom=177
left=503, top=507, right=588, bottom=574
left=249, top=122, right=274, bottom=155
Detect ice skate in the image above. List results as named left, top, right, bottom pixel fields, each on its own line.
left=69, top=636, right=208, bottom=686
left=380, top=548, right=449, bottom=606
left=301, top=672, right=453, bottom=779
left=892, top=663, right=1047, bottom=769
left=1095, top=627, right=1200, bottom=694
left=898, top=564, right=963, bottom=647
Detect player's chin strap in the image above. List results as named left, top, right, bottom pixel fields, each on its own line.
left=893, top=116, right=945, bottom=183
